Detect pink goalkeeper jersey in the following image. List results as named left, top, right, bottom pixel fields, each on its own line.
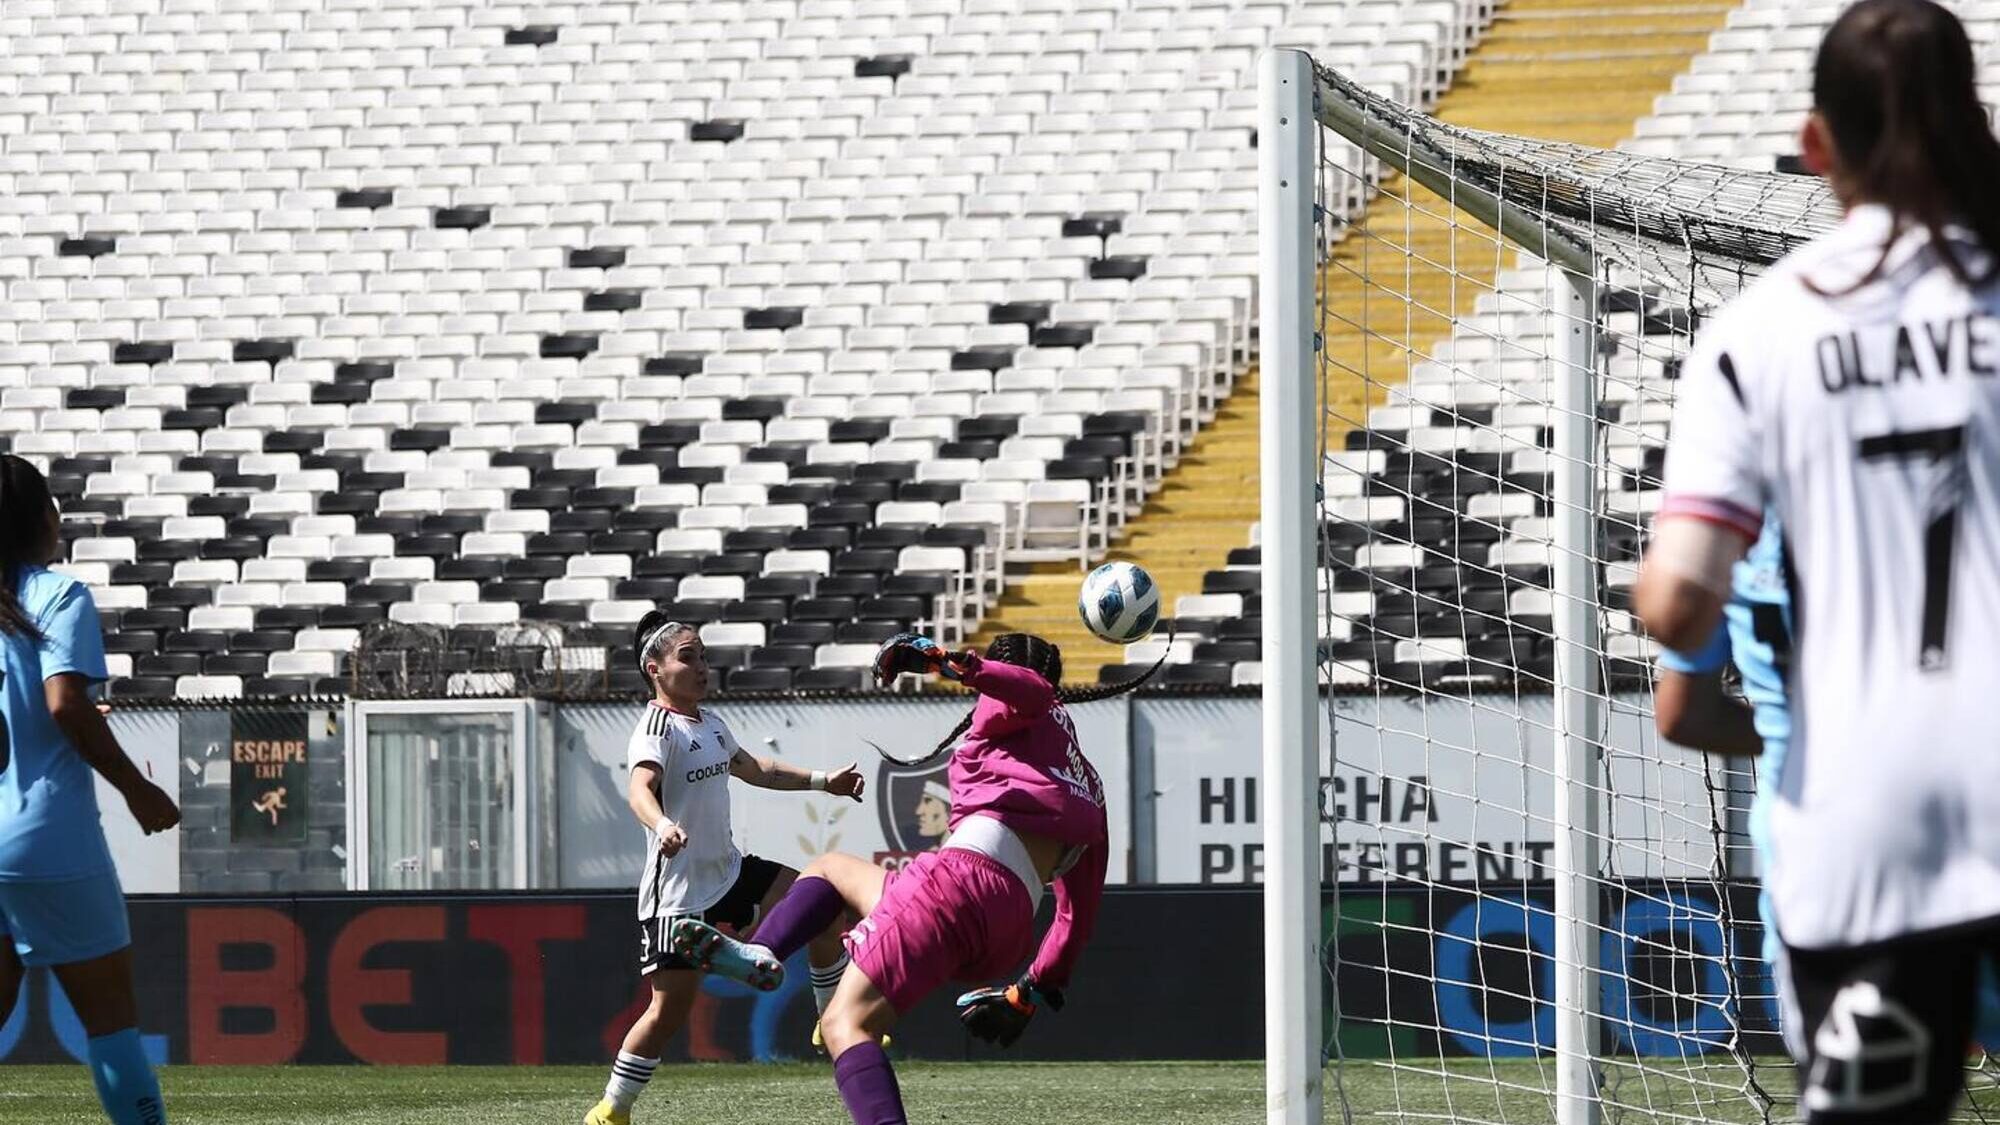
left=946, top=653, right=1109, bottom=990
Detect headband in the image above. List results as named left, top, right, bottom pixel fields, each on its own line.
left=637, top=619, right=688, bottom=670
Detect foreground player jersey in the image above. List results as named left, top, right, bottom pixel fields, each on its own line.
left=948, top=654, right=1109, bottom=989
left=626, top=703, right=743, bottom=920
left=1658, top=518, right=1793, bottom=870
left=0, top=567, right=114, bottom=880
left=1662, top=204, right=2000, bottom=949
left=1725, top=520, right=1793, bottom=749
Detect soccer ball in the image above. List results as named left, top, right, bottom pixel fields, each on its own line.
left=1078, top=561, right=1161, bottom=644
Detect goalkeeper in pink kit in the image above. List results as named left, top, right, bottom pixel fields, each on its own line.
left=671, top=631, right=1158, bottom=1125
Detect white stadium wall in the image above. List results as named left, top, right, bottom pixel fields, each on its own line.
left=98, top=693, right=1736, bottom=894
left=1141, top=694, right=1743, bottom=885
left=102, top=708, right=183, bottom=894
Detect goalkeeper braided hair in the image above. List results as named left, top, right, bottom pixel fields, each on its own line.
left=922, top=631, right=1169, bottom=762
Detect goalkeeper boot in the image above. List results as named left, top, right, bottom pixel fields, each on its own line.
left=583, top=1099, right=629, bottom=1125
left=669, top=917, right=784, bottom=991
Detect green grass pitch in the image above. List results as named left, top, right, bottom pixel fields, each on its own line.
left=0, top=1057, right=1896, bottom=1124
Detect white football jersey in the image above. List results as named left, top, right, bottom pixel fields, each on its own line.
left=1663, top=203, right=2000, bottom=950
left=627, top=703, right=744, bottom=920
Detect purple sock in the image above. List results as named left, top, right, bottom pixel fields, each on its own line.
left=834, top=1041, right=907, bottom=1125
left=750, top=874, right=844, bottom=961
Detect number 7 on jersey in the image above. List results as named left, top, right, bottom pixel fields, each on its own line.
left=1857, top=424, right=1967, bottom=671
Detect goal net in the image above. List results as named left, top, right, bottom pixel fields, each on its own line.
left=1256, top=49, right=1997, bottom=1125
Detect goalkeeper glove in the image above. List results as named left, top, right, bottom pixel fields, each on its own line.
left=955, top=978, right=1063, bottom=1048
left=872, top=633, right=967, bottom=686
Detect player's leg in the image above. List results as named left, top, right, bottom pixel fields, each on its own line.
left=1785, top=929, right=1978, bottom=1125
left=587, top=965, right=700, bottom=1125
left=0, top=888, right=22, bottom=1027
left=820, top=969, right=906, bottom=1125
left=675, top=852, right=887, bottom=989
left=22, top=871, right=164, bottom=1125
left=51, top=949, right=166, bottom=1125
left=820, top=851, right=1001, bottom=1125
left=747, top=862, right=847, bottom=1024
left=0, top=942, right=21, bottom=1028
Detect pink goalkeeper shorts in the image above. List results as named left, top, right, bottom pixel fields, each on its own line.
left=844, top=847, right=1036, bottom=1014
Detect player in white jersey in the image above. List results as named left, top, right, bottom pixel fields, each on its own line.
left=585, top=611, right=865, bottom=1125
left=1636, top=3, right=2000, bottom=1120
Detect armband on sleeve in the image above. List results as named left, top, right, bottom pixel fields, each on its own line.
left=1657, top=621, right=1731, bottom=675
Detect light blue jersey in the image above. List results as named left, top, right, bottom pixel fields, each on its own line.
left=1657, top=518, right=1791, bottom=747
left=0, top=566, right=113, bottom=881
left=1661, top=520, right=2000, bottom=1048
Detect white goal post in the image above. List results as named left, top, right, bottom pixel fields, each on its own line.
left=1258, top=47, right=1844, bottom=1125
left=1257, top=48, right=1326, bottom=1124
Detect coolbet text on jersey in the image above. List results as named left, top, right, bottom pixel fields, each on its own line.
left=626, top=703, right=745, bottom=920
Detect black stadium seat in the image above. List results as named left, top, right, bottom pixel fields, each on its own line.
left=138, top=654, right=202, bottom=677
left=206, top=654, right=267, bottom=677
left=1160, top=663, right=1233, bottom=688
left=150, top=586, right=211, bottom=609
left=857, top=526, right=923, bottom=550
left=230, top=632, right=295, bottom=655
left=320, top=605, right=388, bottom=629
left=729, top=600, right=791, bottom=626
left=746, top=576, right=814, bottom=601
left=256, top=604, right=322, bottom=632
left=110, top=677, right=175, bottom=700
left=726, top=668, right=793, bottom=692
left=795, top=668, right=868, bottom=692
left=104, top=633, right=158, bottom=656
left=122, top=608, right=184, bottom=633
left=794, top=597, right=859, bottom=623
left=751, top=646, right=815, bottom=670
left=771, top=623, right=838, bottom=646
left=818, top=574, right=881, bottom=599
left=836, top=620, right=900, bottom=644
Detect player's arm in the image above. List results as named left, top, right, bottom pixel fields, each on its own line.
left=627, top=727, right=689, bottom=856
left=1635, top=517, right=1754, bottom=652
left=954, top=651, right=1058, bottom=742
left=958, top=839, right=1108, bottom=1047
left=46, top=675, right=179, bottom=834
left=627, top=762, right=687, bottom=857
left=1652, top=623, right=1761, bottom=756
left=1636, top=325, right=1764, bottom=651
left=1656, top=670, right=1761, bottom=756
left=871, top=634, right=1056, bottom=735
left=727, top=748, right=863, bottom=801
left=956, top=652, right=1056, bottom=717
left=37, top=582, right=178, bottom=834
left=1027, top=836, right=1106, bottom=992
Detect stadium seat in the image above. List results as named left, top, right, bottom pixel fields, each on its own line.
left=6, top=0, right=1499, bottom=697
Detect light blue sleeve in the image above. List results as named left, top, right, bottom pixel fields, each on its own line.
left=1657, top=619, right=1730, bottom=675
left=35, top=580, right=109, bottom=683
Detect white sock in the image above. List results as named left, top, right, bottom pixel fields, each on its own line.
left=810, top=951, right=850, bottom=1015
left=605, top=1051, right=658, bottom=1110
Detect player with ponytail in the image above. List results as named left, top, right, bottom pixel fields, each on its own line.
left=1637, top=4, right=2000, bottom=1122
left=585, top=611, right=865, bottom=1125
left=669, top=630, right=1164, bottom=1125
left=0, top=454, right=179, bottom=1125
